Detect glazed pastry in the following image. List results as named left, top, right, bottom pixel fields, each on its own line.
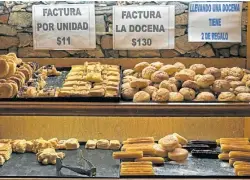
left=168, top=148, right=188, bottom=161
left=151, top=71, right=169, bottom=83
left=97, top=139, right=110, bottom=149
left=158, top=134, right=179, bottom=151
left=135, top=157, right=164, bottom=165
left=159, top=80, right=177, bottom=92
left=175, top=69, right=196, bottom=82
left=203, top=67, right=221, bottom=79
left=153, top=144, right=168, bottom=157
left=36, top=148, right=65, bottom=165
left=173, top=133, right=188, bottom=145
left=133, top=91, right=150, bottom=103
left=196, top=74, right=215, bottom=88
left=169, top=92, right=184, bottom=101
left=85, top=140, right=97, bottom=149
left=130, top=79, right=149, bottom=89
left=142, top=66, right=157, bottom=79
left=195, top=92, right=216, bottom=101
left=218, top=92, right=236, bottom=101
left=182, top=80, right=199, bottom=91
left=173, top=62, right=186, bottom=71
left=152, top=88, right=169, bottom=102
left=159, top=65, right=178, bottom=76
left=179, top=88, right=196, bottom=101
left=113, top=151, right=143, bottom=159
left=109, top=140, right=121, bottom=150
left=134, top=62, right=150, bottom=72
left=212, top=80, right=231, bottom=93
left=189, top=64, right=206, bottom=74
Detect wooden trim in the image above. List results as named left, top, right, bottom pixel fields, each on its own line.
left=245, top=117, right=250, bottom=138
left=247, top=2, right=250, bottom=68
left=1, top=101, right=250, bottom=117
left=22, top=57, right=247, bottom=69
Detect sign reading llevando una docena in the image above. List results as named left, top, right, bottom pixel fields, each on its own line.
left=33, top=4, right=96, bottom=50
left=113, top=6, right=175, bottom=50
left=189, top=2, right=242, bottom=42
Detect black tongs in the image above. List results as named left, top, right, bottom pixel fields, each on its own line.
left=56, top=150, right=96, bottom=177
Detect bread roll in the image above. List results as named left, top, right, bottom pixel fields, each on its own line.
left=134, top=62, right=150, bottom=72
left=237, top=93, right=250, bottom=102
left=123, top=69, right=134, bottom=76
left=159, top=134, right=179, bottom=152
left=220, top=68, right=230, bottom=79
left=173, top=62, right=186, bottom=71
left=189, top=64, right=206, bottom=74
left=153, top=144, right=168, bottom=157
left=175, top=69, right=196, bottom=82
left=169, top=92, right=184, bottom=102
left=242, top=74, right=250, bottom=83
left=218, top=92, right=236, bottom=101
left=159, top=80, right=177, bottom=92
left=152, top=88, right=169, bottom=102
left=168, top=148, right=188, bottom=161
left=168, top=77, right=182, bottom=89
left=142, top=86, right=158, bottom=96
left=159, top=65, right=178, bottom=76
left=196, top=74, right=215, bottom=88
left=151, top=61, right=164, bottom=70
left=195, top=92, right=216, bottom=101
left=151, top=71, right=169, bottom=83
left=234, top=86, right=250, bottom=95
left=230, top=81, right=245, bottom=89
left=122, top=87, right=138, bottom=100
left=228, top=67, right=244, bottom=80
left=142, top=66, right=157, bottom=80
left=130, top=79, right=149, bottom=89
left=212, top=80, right=231, bottom=93
left=225, top=76, right=241, bottom=82
left=179, top=88, right=196, bottom=101
left=182, top=80, right=199, bottom=91
left=203, top=67, right=221, bottom=79
left=133, top=91, right=150, bottom=102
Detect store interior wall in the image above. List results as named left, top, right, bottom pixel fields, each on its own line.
left=0, top=1, right=247, bottom=58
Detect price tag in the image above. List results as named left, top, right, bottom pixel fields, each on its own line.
left=188, top=2, right=242, bottom=42
left=113, top=6, right=175, bottom=50
left=33, top=4, right=96, bottom=50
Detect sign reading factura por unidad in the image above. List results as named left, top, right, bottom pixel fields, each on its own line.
left=33, top=4, right=96, bottom=50
left=113, top=6, right=175, bottom=50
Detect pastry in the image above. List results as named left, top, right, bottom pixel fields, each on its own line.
left=123, top=69, right=134, bottom=76
left=195, top=92, right=216, bottom=101
left=38, top=87, right=57, bottom=97
left=6, top=80, right=18, bottom=97
left=142, top=66, right=157, bottom=80
left=32, top=138, right=53, bottom=153
left=220, top=68, right=230, bottom=79
left=125, top=137, right=154, bottom=144
left=194, top=74, right=203, bottom=81
left=159, top=65, right=178, bottom=76
left=221, top=144, right=250, bottom=152
left=229, top=151, right=250, bottom=159
left=121, top=143, right=155, bottom=151
left=169, top=92, right=184, bottom=101
left=246, top=80, right=250, bottom=88
left=182, top=80, right=199, bottom=91
left=85, top=140, right=97, bottom=149
left=36, top=148, right=65, bottom=165
left=134, top=62, right=150, bottom=72
left=151, top=62, right=164, bottom=70
left=218, top=153, right=229, bottom=161
left=159, top=80, right=177, bottom=92
left=130, top=79, right=149, bottom=89
left=152, top=88, right=169, bottom=102
left=173, top=133, right=188, bottom=145
left=5, top=60, right=16, bottom=78
left=109, top=140, right=121, bottom=150
left=219, top=138, right=249, bottom=144
left=121, top=161, right=153, bottom=166
left=229, top=67, right=244, bottom=80
left=0, top=59, right=9, bottom=78
left=133, top=91, right=150, bottom=102
left=113, top=151, right=143, bottom=159
left=237, top=93, right=250, bottom=101
left=122, top=88, right=138, bottom=100
left=122, top=76, right=137, bottom=83
left=168, top=148, right=188, bottom=161
left=234, top=161, right=250, bottom=167
left=218, top=92, right=236, bottom=101
left=230, top=81, right=245, bottom=89
left=203, top=67, right=221, bottom=79
left=126, top=145, right=155, bottom=156
left=89, top=88, right=105, bottom=97
left=234, top=86, right=250, bottom=95
left=18, top=66, right=31, bottom=82
left=168, top=77, right=182, bottom=89
left=189, top=64, right=206, bottom=74
left=212, top=80, right=230, bottom=93
left=158, top=134, right=179, bottom=151
left=12, top=139, right=27, bottom=153
left=0, top=156, right=5, bottom=165
left=175, top=69, right=196, bottom=82
left=153, top=144, right=168, bottom=157
left=65, top=138, right=80, bottom=150
left=196, top=74, right=215, bottom=88
left=173, top=62, right=186, bottom=71
left=135, top=157, right=164, bottom=165
left=48, top=138, right=59, bottom=149
left=151, top=71, right=169, bottom=83
left=242, top=74, right=250, bottom=83
left=225, top=76, right=241, bottom=82
left=142, top=86, right=158, bottom=96
left=97, top=139, right=110, bottom=149
left=0, top=83, right=13, bottom=98
left=7, top=53, right=22, bottom=65
left=179, top=88, right=196, bottom=101
left=26, top=141, right=34, bottom=152
left=120, top=163, right=155, bottom=176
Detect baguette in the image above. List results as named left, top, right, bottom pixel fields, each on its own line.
left=218, top=153, right=229, bottom=161
left=113, top=151, right=143, bottom=159
left=221, top=144, right=250, bottom=152
left=135, top=157, right=164, bottom=165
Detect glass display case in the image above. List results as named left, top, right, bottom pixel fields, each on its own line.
left=0, top=1, right=249, bottom=179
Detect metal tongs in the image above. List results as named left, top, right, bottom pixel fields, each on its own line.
left=56, top=149, right=96, bottom=177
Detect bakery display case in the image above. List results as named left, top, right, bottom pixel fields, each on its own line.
left=0, top=0, right=250, bottom=179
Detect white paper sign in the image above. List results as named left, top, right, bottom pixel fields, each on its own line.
left=33, top=4, right=96, bottom=50
left=113, top=6, right=175, bottom=50
left=188, top=2, right=242, bottom=42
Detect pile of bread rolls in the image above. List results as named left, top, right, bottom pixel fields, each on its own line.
left=122, top=61, right=250, bottom=102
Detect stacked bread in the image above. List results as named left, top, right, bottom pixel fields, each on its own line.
left=85, top=139, right=121, bottom=150
left=59, top=62, right=120, bottom=97
left=122, top=61, right=250, bottom=102
left=0, top=139, right=12, bottom=166
left=218, top=138, right=250, bottom=176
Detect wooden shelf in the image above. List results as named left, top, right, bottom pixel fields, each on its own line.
left=0, top=101, right=250, bottom=117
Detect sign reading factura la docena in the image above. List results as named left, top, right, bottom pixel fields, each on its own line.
left=113, top=6, right=175, bottom=50
left=33, top=4, right=96, bottom=50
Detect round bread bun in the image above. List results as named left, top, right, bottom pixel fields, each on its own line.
left=159, top=65, right=178, bottom=76
left=5, top=60, right=16, bottom=78
left=0, top=83, right=13, bottom=98
left=173, top=62, right=186, bottom=72
left=151, top=71, right=169, bottom=83
left=0, top=79, right=6, bottom=83
left=182, top=80, right=199, bottom=91
left=123, top=69, right=134, bottom=76
left=225, top=76, right=240, bottom=82
left=159, top=80, right=177, bottom=92
left=152, top=88, right=169, bottom=102
left=134, top=62, right=150, bottom=72
left=133, top=72, right=142, bottom=78
left=175, top=69, right=196, bottom=82
left=196, top=74, right=215, bottom=88
left=133, top=91, right=150, bottom=102
left=158, top=134, right=179, bottom=152
left=173, top=133, right=188, bottom=145
left=121, top=82, right=131, bottom=90
left=242, top=74, right=250, bottom=83
left=153, top=144, right=168, bottom=157
left=218, top=92, right=236, bottom=101
left=234, top=86, right=250, bottom=95
left=130, top=79, right=149, bottom=89
left=195, top=92, right=216, bottom=101
left=203, top=67, right=221, bottom=79
left=212, top=80, right=231, bottom=93
left=246, top=80, right=250, bottom=88
left=228, top=67, right=244, bottom=80
left=142, top=86, right=158, bottom=96
left=189, top=64, right=206, bottom=74
left=0, top=59, right=9, bottom=78
left=122, top=87, right=138, bottom=100
left=122, top=76, right=137, bottom=83
left=6, top=80, right=18, bottom=98
left=168, top=148, right=188, bottom=162
left=151, top=61, right=164, bottom=70
left=237, top=93, right=250, bottom=102
left=169, top=92, right=184, bottom=102
left=168, top=77, right=182, bottom=89
left=230, top=81, right=245, bottom=89
left=179, top=88, right=196, bottom=101
left=142, top=66, right=157, bottom=79
left=220, top=68, right=230, bottom=79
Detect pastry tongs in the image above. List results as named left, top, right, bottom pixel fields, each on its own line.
left=56, top=150, right=96, bottom=177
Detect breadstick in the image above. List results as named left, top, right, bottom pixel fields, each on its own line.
left=123, top=137, right=154, bottom=144
left=121, top=143, right=155, bottom=151
left=234, top=165, right=250, bottom=175
left=237, top=171, right=250, bottom=176
left=122, top=165, right=153, bottom=168
left=229, top=158, right=236, bottom=166
left=216, top=139, right=220, bottom=146
left=126, top=146, right=155, bottom=155
left=113, top=151, right=143, bottom=159
left=220, top=138, right=249, bottom=144
left=229, top=151, right=250, bottom=159
left=121, top=167, right=153, bottom=171
left=230, top=158, right=250, bottom=166
left=121, top=161, right=152, bottom=166
left=234, top=161, right=250, bottom=167
left=135, top=157, right=164, bottom=165
left=221, top=144, right=250, bottom=152
left=120, top=171, right=155, bottom=176
left=218, top=153, right=229, bottom=161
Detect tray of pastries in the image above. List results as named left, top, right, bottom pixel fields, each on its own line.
left=121, top=61, right=250, bottom=102
left=0, top=54, right=121, bottom=102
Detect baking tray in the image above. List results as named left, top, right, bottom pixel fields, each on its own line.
left=0, top=145, right=120, bottom=178
left=0, top=67, right=122, bottom=102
